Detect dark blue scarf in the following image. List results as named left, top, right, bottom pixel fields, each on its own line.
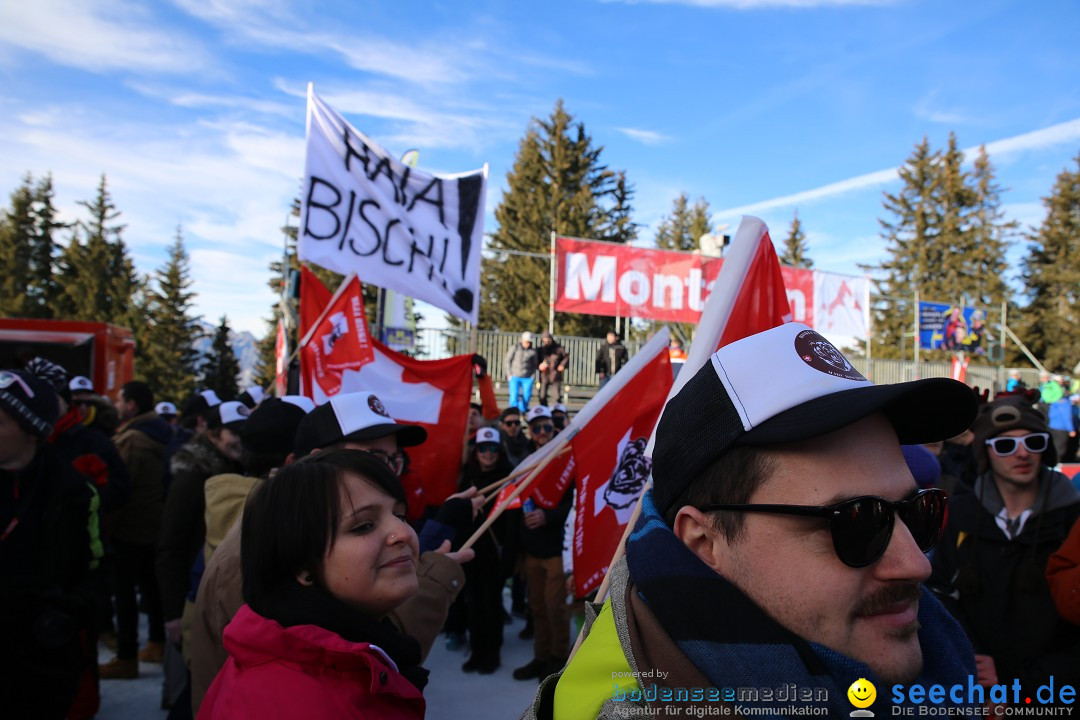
left=626, top=490, right=978, bottom=718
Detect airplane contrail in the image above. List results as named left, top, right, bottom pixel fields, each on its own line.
left=713, top=117, right=1080, bottom=220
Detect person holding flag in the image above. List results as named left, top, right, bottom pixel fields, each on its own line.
left=521, top=324, right=981, bottom=719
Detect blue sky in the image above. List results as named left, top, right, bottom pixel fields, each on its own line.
left=1, top=0, right=1078, bottom=335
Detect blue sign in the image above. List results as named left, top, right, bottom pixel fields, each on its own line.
left=918, top=302, right=990, bottom=354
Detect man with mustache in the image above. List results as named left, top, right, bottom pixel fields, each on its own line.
left=929, top=395, right=1080, bottom=704
left=523, top=323, right=982, bottom=719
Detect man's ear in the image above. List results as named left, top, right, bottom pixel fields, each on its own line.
left=296, top=570, right=315, bottom=587
left=672, top=507, right=731, bottom=576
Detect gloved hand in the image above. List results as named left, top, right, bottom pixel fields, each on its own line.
left=472, top=354, right=488, bottom=379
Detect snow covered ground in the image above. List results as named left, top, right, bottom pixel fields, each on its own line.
left=95, top=598, right=544, bottom=719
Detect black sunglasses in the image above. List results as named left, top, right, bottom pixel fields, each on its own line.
left=698, top=488, right=948, bottom=568
left=502, top=419, right=521, bottom=427
left=531, top=423, right=554, bottom=434
left=985, top=432, right=1049, bottom=456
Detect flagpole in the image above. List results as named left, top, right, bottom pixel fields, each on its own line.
left=476, top=445, right=574, bottom=498
left=459, top=428, right=578, bottom=552
left=549, top=231, right=557, bottom=334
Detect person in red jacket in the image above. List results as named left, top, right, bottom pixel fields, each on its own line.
left=1047, top=516, right=1080, bottom=625
left=199, top=449, right=467, bottom=719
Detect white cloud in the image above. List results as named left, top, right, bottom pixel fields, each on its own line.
left=127, top=83, right=296, bottom=118
left=171, top=0, right=471, bottom=87
left=0, top=0, right=210, bottom=74
left=713, top=117, right=1080, bottom=220
left=0, top=108, right=305, bottom=334
left=275, top=79, right=517, bottom=153
left=616, top=127, right=672, bottom=145
left=913, top=90, right=977, bottom=125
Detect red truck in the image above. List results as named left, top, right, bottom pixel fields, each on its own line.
left=0, top=318, right=135, bottom=403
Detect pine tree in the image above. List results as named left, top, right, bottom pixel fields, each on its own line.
left=255, top=197, right=352, bottom=390
left=655, top=193, right=692, bottom=251
left=598, top=171, right=640, bottom=245
left=57, top=175, right=140, bottom=325
left=655, top=194, right=712, bottom=252
left=481, top=101, right=630, bottom=337
left=780, top=212, right=813, bottom=268
left=0, top=175, right=36, bottom=316
left=967, top=146, right=1015, bottom=308
left=138, top=230, right=202, bottom=402
left=1017, top=153, right=1080, bottom=372
left=26, top=174, right=67, bottom=317
left=868, top=135, right=1015, bottom=360
left=203, top=315, right=241, bottom=401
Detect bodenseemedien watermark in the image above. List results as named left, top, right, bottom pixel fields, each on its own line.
left=610, top=679, right=830, bottom=717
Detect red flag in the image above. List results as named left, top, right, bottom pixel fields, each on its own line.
left=519, top=332, right=673, bottom=598
left=569, top=341, right=671, bottom=597
left=716, top=222, right=792, bottom=350
left=299, top=275, right=375, bottom=402
left=647, top=217, right=791, bottom=460
left=274, top=320, right=288, bottom=397
left=950, top=355, right=968, bottom=383
left=300, top=265, right=333, bottom=339
left=336, top=337, right=474, bottom=517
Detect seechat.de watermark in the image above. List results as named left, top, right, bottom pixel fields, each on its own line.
left=890, top=676, right=1075, bottom=716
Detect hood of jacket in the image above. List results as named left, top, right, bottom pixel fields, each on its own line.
left=171, top=433, right=236, bottom=479
left=974, top=467, right=1080, bottom=519
left=118, top=411, right=173, bottom=446
left=204, top=473, right=258, bottom=555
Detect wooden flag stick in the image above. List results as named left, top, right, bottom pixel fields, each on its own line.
left=476, top=445, right=573, bottom=497
left=459, top=430, right=576, bottom=552
left=566, top=480, right=650, bottom=661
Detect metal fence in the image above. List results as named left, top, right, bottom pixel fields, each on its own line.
left=412, top=328, right=641, bottom=386
left=411, top=327, right=1040, bottom=393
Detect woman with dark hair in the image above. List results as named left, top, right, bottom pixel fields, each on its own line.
left=199, top=449, right=458, bottom=719
left=460, top=427, right=514, bottom=674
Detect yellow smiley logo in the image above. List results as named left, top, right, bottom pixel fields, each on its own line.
left=847, top=678, right=876, bottom=709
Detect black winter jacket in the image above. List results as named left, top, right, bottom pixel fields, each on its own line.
left=928, top=468, right=1080, bottom=696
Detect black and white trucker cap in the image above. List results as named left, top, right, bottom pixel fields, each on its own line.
left=294, top=391, right=427, bottom=457
left=651, top=323, right=978, bottom=516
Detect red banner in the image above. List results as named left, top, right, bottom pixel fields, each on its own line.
left=299, top=275, right=375, bottom=402
left=554, top=237, right=869, bottom=338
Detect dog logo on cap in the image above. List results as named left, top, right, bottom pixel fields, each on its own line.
left=367, top=394, right=391, bottom=418
left=795, top=330, right=865, bottom=381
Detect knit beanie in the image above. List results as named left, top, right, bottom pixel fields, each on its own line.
left=0, top=369, right=61, bottom=438
left=971, top=394, right=1055, bottom=473
left=902, top=444, right=942, bottom=488
left=23, top=356, right=72, bottom=404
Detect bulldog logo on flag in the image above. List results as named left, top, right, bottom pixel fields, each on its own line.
left=599, top=435, right=650, bottom=515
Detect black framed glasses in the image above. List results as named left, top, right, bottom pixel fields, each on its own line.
left=698, top=488, right=948, bottom=568
left=985, top=432, right=1049, bottom=457
left=367, top=450, right=406, bottom=477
